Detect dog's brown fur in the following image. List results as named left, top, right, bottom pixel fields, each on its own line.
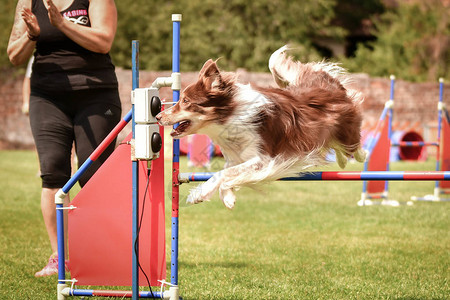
left=157, top=46, right=365, bottom=208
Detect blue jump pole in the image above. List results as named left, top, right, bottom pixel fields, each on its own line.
left=56, top=199, right=66, bottom=294
left=385, top=75, right=395, bottom=196
left=131, top=40, right=140, bottom=300
left=435, top=78, right=445, bottom=192
left=171, top=14, right=182, bottom=293
left=360, top=75, right=396, bottom=204
left=69, top=289, right=164, bottom=298
left=360, top=89, right=392, bottom=202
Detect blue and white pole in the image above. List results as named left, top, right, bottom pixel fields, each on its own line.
left=170, top=13, right=182, bottom=300
left=131, top=40, right=140, bottom=300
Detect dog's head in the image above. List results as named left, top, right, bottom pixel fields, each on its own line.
left=156, top=59, right=237, bottom=138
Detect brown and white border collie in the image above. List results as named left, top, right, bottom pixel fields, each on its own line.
left=156, top=46, right=366, bottom=209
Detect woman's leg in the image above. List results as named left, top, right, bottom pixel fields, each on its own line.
left=73, top=89, right=122, bottom=187
left=29, top=90, right=73, bottom=276
left=40, top=188, right=69, bottom=256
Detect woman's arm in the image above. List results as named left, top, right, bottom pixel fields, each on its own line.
left=7, top=0, right=38, bottom=66
left=22, top=57, right=34, bottom=114
left=45, top=0, right=117, bottom=54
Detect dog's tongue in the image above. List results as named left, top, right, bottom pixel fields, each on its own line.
left=170, top=120, right=190, bottom=137
left=170, top=129, right=179, bottom=137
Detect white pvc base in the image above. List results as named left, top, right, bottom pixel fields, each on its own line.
left=411, top=188, right=450, bottom=202
left=411, top=194, right=450, bottom=202
left=58, top=284, right=69, bottom=300
left=168, top=286, right=179, bottom=300
left=358, top=199, right=414, bottom=207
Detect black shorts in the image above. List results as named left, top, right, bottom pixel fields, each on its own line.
left=29, top=88, right=122, bottom=188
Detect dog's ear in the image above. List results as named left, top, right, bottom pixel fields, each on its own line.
left=199, top=59, right=222, bottom=91
left=199, top=59, right=216, bottom=77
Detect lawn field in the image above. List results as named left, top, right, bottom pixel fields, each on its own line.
left=0, top=150, right=448, bottom=299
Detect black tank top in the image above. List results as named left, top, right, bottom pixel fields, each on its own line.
left=31, top=0, right=118, bottom=91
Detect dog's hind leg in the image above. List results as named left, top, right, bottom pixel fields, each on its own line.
left=353, top=147, right=367, bottom=163
left=331, top=142, right=348, bottom=169
left=334, top=149, right=348, bottom=169
left=219, top=188, right=236, bottom=210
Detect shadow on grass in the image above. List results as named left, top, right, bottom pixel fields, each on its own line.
left=396, top=298, right=447, bottom=300
left=180, top=260, right=248, bottom=269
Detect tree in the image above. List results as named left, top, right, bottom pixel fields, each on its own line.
left=342, top=0, right=450, bottom=82
left=0, top=1, right=22, bottom=74
left=113, top=0, right=343, bottom=72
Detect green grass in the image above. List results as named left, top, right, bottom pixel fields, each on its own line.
left=0, top=150, right=448, bottom=299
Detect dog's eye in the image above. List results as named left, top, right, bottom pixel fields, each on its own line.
left=182, top=98, right=189, bottom=104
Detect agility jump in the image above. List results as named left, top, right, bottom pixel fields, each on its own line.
left=359, top=75, right=450, bottom=206
left=53, top=14, right=450, bottom=300
left=411, top=78, right=450, bottom=202
left=55, top=14, right=182, bottom=300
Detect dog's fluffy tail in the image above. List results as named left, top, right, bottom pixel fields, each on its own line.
left=269, top=45, right=351, bottom=86
left=268, top=45, right=300, bottom=88
left=268, top=45, right=364, bottom=105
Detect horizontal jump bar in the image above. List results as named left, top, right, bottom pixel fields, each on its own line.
left=178, top=171, right=450, bottom=183
left=69, top=289, right=164, bottom=298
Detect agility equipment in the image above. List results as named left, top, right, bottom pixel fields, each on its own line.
left=55, top=15, right=182, bottom=300
left=68, top=132, right=165, bottom=287
left=390, top=131, right=429, bottom=161
left=179, top=171, right=450, bottom=183
left=411, top=78, right=450, bottom=202
left=359, top=76, right=395, bottom=206
left=54, top=15, right=449, bottom=300
left=359, top=76, right=449, bottom=206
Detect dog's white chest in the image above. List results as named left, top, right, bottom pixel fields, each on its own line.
left=199, top=123, right=261, bottom=166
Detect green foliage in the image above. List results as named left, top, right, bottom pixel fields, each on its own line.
left=113, top=0, right=342, bottom=72
left=0, top=0, right=19, bottom=69
left=342, top=1, right=450, bottom=82
left=1, top=0, right=448, bottom=82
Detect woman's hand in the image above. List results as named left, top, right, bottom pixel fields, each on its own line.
left=21, top=8, right=40, bottom=39
left=42, top=0, right=118, bottom=54
left=44, top=0, right=65, bottom=29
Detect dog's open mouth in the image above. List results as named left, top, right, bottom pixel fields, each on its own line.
left=171, top=120, right=191, bottom=137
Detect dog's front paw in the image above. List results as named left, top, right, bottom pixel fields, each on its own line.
left=186, top=188, right=202, bottom=205
left=186, top=187, right=209, bottom=204
left=219, top=188, right=236, bottom=210
left=186, top=182, right=217, bottom=205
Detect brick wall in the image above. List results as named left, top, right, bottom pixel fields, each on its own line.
left=0, top=68, right=448, bottom=149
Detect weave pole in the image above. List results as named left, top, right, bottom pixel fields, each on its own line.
left=178, top=171, right=450, bottom=183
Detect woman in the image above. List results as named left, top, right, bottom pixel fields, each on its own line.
left=7, top=0, right=122, bottom=277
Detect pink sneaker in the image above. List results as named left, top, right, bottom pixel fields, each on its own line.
left=34, top=254, right=69, bottom=277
